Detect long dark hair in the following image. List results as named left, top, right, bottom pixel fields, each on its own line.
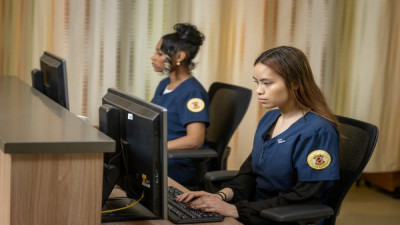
left=254, top=46, right=338, bottom=127
left=161, top=23, right=205, bottom=73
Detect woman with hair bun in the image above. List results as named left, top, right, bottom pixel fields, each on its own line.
left=151, top=23, right=209, bottom=186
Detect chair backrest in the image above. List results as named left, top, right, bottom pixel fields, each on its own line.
left=206, top=82, right=252, bottom=171
left=325, top=115, right=378, bottom=225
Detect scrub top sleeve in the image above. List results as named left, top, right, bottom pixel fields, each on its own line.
left=222, top=154, right=257, bottom=202
left=294, top=128, right=340, bottom=182
left=179, top=91, right=209, bottom=126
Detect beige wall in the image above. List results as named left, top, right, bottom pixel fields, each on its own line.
left=1, top=0, right=399, bottom=172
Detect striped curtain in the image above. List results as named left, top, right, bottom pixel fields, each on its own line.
left=1, top=0, right=399, bottom=172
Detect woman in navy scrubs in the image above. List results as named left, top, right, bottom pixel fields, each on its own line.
left=176, top=46, right=340, bottom=224
left=151, top=23, right=209, bottom=186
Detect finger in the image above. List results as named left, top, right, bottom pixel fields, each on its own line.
left=202, top=207, right=216, bottom=213
left=192, top=196, right=216, bottom=205
left=177, top=192, right=197, bottom=203
left=175, top=193, right=191, bottom=202
left=189, top=197, right=217, bottom=208
left=186, top=193, right=203, bottom=203
left=180, top=191, right=206, bottom=203
left=189, top=202, right=210, bottom=210
left=193, top=204, right=218, bottom=214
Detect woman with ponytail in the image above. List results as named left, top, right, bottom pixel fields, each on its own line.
left=151, top=23, right=209, bottom=186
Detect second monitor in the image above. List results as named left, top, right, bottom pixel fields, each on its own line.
left=100, top=88, right=167, bottom=222
left=31, top=51, right=69, bottom=109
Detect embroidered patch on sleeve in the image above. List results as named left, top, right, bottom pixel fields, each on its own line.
left=186, top=98, right=205, bottom=113
left=307, top=150, right=331, bottom=170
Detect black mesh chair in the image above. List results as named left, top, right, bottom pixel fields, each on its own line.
left=205, top=115, right=379, bottom=224
left=168, top=82, right=252, bottom=190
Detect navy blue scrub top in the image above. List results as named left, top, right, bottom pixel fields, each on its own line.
left=251, top=109, right=339, bottom=200
left=151, top=77, right=210, bottom=142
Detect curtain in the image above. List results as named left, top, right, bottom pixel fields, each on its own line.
left=0, top=0, right=399, bottom=172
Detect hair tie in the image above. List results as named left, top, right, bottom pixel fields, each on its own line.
left=216, top=191, right=227, bottom=201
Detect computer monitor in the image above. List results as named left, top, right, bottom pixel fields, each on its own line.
left=100, top=88, right=167, bottom=222
left=31, top=51, right=69, bottom=109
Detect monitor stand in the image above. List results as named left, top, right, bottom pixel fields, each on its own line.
left=101, top=165, right=160, bottom=222
left=101, top=194, right=159, bottom=222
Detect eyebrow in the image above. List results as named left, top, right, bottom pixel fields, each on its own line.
left=253, top=76, right=271, bottom=82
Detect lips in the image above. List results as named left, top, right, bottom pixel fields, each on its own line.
left=258, top=98, right=267, bottom=103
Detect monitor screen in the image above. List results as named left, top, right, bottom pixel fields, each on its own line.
left=100, top=88, right=167, bottom=222
left=31, top=51, right=69, bottom=109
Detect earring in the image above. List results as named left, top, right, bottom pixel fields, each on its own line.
left=177, top=62, right=181, bottom=66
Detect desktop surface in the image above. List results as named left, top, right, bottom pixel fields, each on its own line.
left=0, top=75, right=114, bottom=153
left=102, top=178, right=242, bottom=225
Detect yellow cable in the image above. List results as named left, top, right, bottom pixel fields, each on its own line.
left=101, top=191, right=144, bottom=214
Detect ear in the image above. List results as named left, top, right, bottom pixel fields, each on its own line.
left=175, top=51, right=187, bottom=64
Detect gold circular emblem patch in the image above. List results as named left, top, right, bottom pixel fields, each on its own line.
left=307, top=150, right=331, bottom=170
left=186, top=98, right=205, bottom=113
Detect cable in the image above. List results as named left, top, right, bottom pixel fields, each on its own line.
left=120, top=140, right=129, bottom=175
left=101, top=191, right=144, bottom=214
left=107, top=138, right=124, bottom=165
left=104, top=139, right=125, bottom=185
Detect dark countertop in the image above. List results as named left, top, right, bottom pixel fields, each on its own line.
left=0, top=75, right=115, bottom=153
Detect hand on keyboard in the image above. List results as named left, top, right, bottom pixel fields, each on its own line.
left=167, top=186, right=224, bottom=224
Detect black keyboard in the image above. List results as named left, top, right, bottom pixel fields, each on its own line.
left=168, top=186, right=224, bottom=224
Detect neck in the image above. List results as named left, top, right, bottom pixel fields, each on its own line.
left=270, top=102, right=306, bottom=139
left=278, top=100, right=305, bottom=120
left=168, top=67, right=192, bottom=90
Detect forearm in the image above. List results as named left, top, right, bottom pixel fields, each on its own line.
left=168, top=122, right=206, bottom=150
left=234, top=181, right=328, bottom=224
left=220, top=154, right=256, bottom=202
left=167, top=136, right=203, bottom=150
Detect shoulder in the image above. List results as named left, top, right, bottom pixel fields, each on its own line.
left=301, top=112, right=338, bottom=137
left=179, top=78, right=208, bottom=99
left=185, top=77, right=207, bottom=92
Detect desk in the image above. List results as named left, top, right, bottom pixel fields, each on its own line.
left=103, top=178, right=242, bottom=225
left=0, top=76, right=115, bottom=225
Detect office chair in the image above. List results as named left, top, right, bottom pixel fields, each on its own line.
left=168, top=82, right=252, bottom=190
left=205, top=115, right=379, bottom=225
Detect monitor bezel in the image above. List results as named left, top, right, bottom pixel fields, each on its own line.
left=101, top=88, right=167, bottom=220
left=37, top=51, right=69, bottom=109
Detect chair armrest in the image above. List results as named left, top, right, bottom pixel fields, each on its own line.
left=205, top=170, right=239, bottom=182
left=168, top=149, right=218, bottom=159
left=260, top=204, right=333, bottom=223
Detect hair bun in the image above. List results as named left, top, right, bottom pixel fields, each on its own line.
left=174, top=23, right=205, bottom=46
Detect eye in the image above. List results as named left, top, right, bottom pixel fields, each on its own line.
left=252, top=77, right=259, bottom=84
left=263, top=82, right=272, bottom=86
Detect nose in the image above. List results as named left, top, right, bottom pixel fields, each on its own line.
left=256, top=84, right=264, bottom=95
left=151, top=54, right=156, bottom=61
